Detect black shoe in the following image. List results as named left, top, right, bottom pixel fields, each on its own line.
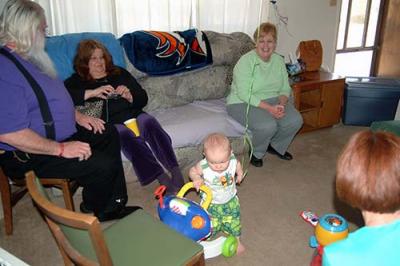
left=97, top=206, right=142, bottom=222
left=250, top=155, right=263, bottom=167
left=267, top=146, right=293, bottom=160
left=80, top=202, right=93, bottom=214
left=115, top=197, right=128, bottom=206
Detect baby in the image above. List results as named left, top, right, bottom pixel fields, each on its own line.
left=189, top=132, right=245, bottom=255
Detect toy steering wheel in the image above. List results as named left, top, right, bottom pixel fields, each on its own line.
left=176, top=182, right=213, bottom=210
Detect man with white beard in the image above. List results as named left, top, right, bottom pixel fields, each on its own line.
left=0, top=0, right=141, bottom=222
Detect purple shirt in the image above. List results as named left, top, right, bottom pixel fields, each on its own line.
left=0, top=47, right=76, bottom=151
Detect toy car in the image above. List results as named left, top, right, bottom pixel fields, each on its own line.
left=300, top=210, right=319, bottom=227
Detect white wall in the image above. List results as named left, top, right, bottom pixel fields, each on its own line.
left=267, top=0, right=341, bottom=71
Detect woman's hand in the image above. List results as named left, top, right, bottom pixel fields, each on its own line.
left=278, top=95, right=288, bottom=106
left=85, top=85, right=115, bottom=100
left=259, top=101, right=285, bottom=119
left=115, top=85, right=133, bottom=103
left=75, top=111, right=105, bottom=133
left=270, top=104, right=285, bottom=119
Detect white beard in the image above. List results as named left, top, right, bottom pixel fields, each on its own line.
left=27, top=33, right=57, bottom=79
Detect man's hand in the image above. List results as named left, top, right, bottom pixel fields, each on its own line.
left=75, top=111, right=105, bottom=133
left=0, top=129, right=91, bottom=159
left=62, top=141, right=92, bottom=161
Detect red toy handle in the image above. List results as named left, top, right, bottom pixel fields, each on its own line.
left=154, top=185, right=167, bottom=208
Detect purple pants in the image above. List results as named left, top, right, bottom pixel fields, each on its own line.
left=114, top=113, right=179, bottom=186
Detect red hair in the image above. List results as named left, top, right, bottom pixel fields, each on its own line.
left=336, top=130, right=400, bottom=213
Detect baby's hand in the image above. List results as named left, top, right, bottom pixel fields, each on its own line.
left=236, top=174, right=243, bottom=184
left=193, top=179, right=204, bottom=191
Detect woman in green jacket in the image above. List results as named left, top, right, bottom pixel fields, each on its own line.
left=226, top=23, right=303, bottom=167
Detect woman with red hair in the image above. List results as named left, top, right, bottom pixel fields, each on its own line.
left=65, top=40, right=184, bottom=200
left=322, top=130, right=400, bottom=265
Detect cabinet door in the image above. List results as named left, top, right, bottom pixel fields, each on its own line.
left=319, top=80, right=344, bottom=127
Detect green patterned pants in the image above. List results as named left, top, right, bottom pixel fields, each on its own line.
left=208, top=196, right=241, bottom=237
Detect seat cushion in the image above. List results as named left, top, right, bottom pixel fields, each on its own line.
left=149, top=98, right=246, bottom=149
left=104, top=209, right=203, bottom=266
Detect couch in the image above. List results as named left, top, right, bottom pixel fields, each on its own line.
left=45, top=30, right=255, bottom=183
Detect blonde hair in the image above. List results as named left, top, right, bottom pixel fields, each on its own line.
left=253, top=22, right=277, bottom=43
left=203, top=133, right=231, bottom=154
left=0, top=0, right=45, bottom=56
left=336, top=130, right=400, bottom=213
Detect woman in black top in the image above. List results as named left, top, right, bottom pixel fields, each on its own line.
left=65, top=39, right=184, bottom=197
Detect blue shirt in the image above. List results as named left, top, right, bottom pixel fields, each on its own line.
left=323, top=219, right=400, bottom=266
left=0, top=47, right=76, bottom=150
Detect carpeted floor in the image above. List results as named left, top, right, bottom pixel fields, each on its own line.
left=0, top=124, right=367, bottom=266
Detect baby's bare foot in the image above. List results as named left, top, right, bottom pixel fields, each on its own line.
left=236, top=242, right=246, bottom=255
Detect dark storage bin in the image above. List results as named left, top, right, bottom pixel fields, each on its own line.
left=342, top=77, right=400, bottom=126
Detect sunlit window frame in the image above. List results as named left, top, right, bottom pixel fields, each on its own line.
left=336, top=0, right=386, bottom=75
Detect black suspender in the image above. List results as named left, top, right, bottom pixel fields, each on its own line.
left=0, top=48, right=56, bottom=140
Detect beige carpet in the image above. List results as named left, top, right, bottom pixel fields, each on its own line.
left=0, top=124, right=367, bottom=266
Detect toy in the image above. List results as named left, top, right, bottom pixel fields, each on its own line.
left=300, top=210, right=319, bottom=227
left=300, top=211, right=349, bottom=248
left=154, top=183, right=212, bottom=242
left=311, top=213, right=348, bottom=247
left=154, top=182, right=238, bottom=259
left=301, top=212, right=349, bottom=266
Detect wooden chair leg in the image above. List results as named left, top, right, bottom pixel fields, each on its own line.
left=0, top=169, right=27, bottom=235
left=1, top=169, right=79, bottom=235
left=0, top=171, right=13, bottom=235
left=40, top=178, right=79, bottom=212
left=60, top=181, right=75, bottom=212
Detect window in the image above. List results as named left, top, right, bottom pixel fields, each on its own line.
left=334, top=0, right=384, bottom=77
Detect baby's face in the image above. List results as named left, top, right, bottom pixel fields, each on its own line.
left=205, top=148, right=231, bottom=173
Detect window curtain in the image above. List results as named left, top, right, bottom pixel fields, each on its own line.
left=196, top=0, right=268, bottom=36
left=34, top=0, right=269, bottom=37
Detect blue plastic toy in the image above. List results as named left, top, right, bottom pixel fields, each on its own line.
left=154, top=183, right=238, bottom=258
left=309, top=213, right=349, bottom=248
left=154, top=183, right=212, bottom=242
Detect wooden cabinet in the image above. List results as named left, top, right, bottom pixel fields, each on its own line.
left=291, top=71, right=345, bottom=133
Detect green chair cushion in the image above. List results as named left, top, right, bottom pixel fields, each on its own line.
left=104, top=209, right=203, bottom=266
left=370, top=120, right=400, bottom=136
